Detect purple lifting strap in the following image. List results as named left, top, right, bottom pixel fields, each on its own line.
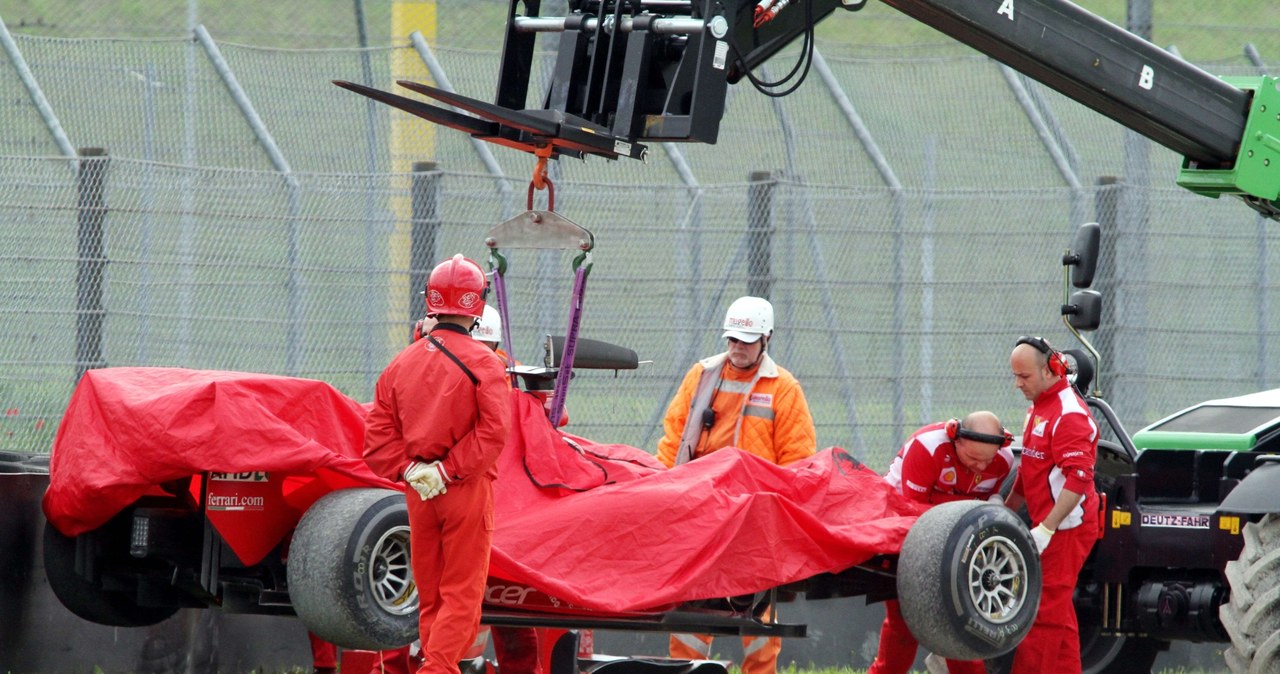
left=548, top=265, right=588, bottom=427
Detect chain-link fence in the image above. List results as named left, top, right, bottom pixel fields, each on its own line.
left=3, top=1, right=1280, bottom=471
left=4, top=0, right=1280, bottom=63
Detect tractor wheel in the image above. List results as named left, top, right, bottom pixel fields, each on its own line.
left=288, top=488, right=418, bottom=650
left=1222, top=514, right=1280, bottom=673
left=898, top=501, right=1041, bottom=660
left=41, top=521, right=180, bottom=627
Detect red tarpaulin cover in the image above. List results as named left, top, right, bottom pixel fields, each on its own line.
left=44, top=367, right=925, bottom=612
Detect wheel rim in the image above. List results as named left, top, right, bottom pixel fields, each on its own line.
left=368, top=524, right=417, bottom=616
left=966, top=534, right=1029, bottom=625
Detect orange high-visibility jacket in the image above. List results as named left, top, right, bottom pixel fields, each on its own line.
left=657, top=352, right=816, bottom=468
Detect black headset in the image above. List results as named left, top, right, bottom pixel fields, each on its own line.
left=1016, top=335, right=1070, bottom=376
left=946, top=418, right=1014, bottom=448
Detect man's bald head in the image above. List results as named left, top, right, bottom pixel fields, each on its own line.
left=964, top=410, right=1003, bottom=436
left=954, top=410, right=1008, bottom=472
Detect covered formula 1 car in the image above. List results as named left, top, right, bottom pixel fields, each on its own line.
left=41, top=365, right=1040, bottom=666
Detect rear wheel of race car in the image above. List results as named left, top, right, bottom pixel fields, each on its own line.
left=1222, top=514, right=1280, bottom=673
left=897, top=501, right=1041, bottom=660
left=42, top=521, right=180, bottom=627
left=289, top=488, right=418, bottom=650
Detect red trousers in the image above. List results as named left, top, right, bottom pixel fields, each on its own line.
left=308, top=627, right=416, bottom=674
left=308, top=633, right=338, bottom=670
left=407, top=478, right=495, bottom=674
left=367, top=646, right=416, bottom=674
left=867, top=600, right=984, bottom=674
left=1011, top=523, right=1097, bottom=674
left=493, top=627, right=542, bottom=674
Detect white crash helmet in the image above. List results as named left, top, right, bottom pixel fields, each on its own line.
left=721, top=296, right=773, bottom=344
left=472, top=304, right=502, bottom=345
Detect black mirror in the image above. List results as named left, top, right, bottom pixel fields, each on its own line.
left=1062, top=289, right=1102, bottom=331
left=1063, top=222, right=1100, bottom=289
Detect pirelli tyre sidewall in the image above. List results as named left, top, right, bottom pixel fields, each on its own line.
left=897, top=501, right=1041, bottom=660
left=288, top=488, right=417, bottom=650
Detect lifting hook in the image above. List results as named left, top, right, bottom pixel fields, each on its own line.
left=527, top=144, right=556, bottom=211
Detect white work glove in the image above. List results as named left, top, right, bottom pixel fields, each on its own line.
left=922, top=652, right=948, bottom=674
left=987, top=492, right=1005, bottom=506
left=404, top=461, right=450, bottom=501
left=1031, top=523, right=1055, bottom=554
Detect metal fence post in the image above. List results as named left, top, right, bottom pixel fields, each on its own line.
left=1121, top=0, right=1153, bottom=419
left=747, top=170, right=775, bottom=300
left=75, top=148, right=109, bottom=383
left=0, top=16, right=77, bottom=167
left=998, top=66, right=1086, bottom=225
left=409, top=31, right=512, bottom=209
left=410, top=161, right=442, bottom=337
left=641, top=152, right=707, bottom=450
left=1127, top=0, right=1153, bottom=41
left=195, top=24, right=304, bottom=374
left=1093, top=176, right=1121, bottom=396
left=811, top=48, right=890, bottom=454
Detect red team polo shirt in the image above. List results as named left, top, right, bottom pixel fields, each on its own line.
left=1013, top=377, right=1099, bottom=530
left=885, top=421, right=1014, bottom=505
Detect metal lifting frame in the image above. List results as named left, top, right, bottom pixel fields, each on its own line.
left=338, top=0, right=1280, bottom=216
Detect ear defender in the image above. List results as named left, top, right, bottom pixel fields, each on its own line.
left=948, top=418, right=1014, bottom=448
left=1016, top=335, right=1070, bottom=377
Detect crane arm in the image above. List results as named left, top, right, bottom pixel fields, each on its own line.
left=336, top=0, right=1280, bottom=218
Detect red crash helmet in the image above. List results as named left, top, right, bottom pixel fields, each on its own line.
left=425, top=254, right=488, bottom=318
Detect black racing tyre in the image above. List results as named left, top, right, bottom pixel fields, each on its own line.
left=1222, top=514, right=1280, bottom=673
left=0, top=450, right=26, bottom=474
left=288, top=488, right=418, bottom=650
left=898, top=501, right=1041, bottom=660
left=41, top=521, right=180, bottom=627
left=0, top=451, right=48, bottom=474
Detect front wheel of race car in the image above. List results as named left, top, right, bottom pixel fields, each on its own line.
left=897, top=501, right=1041, bottom=661
left=288, top=488, right=418, bottom=650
